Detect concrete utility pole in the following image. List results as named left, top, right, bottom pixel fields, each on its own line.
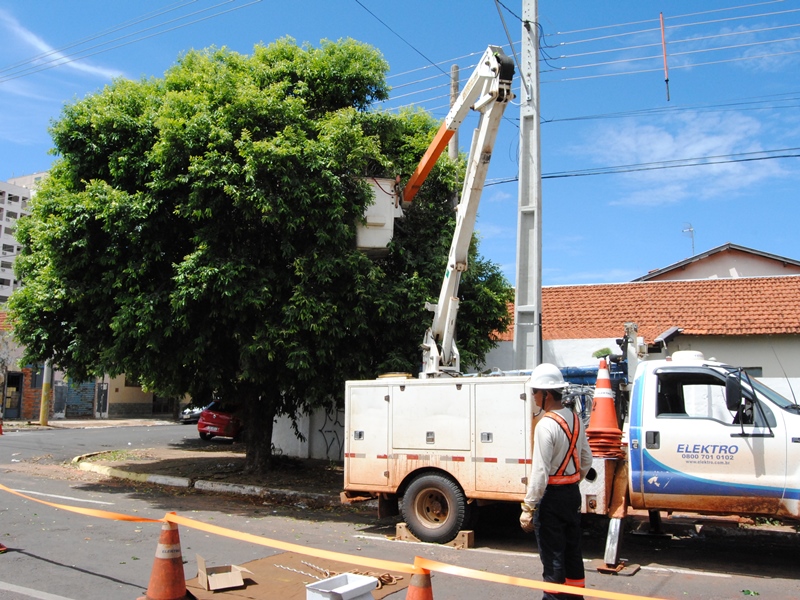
left=513, top=0, right=542, bottom=370
left=38, top=359, right=52, bottom=426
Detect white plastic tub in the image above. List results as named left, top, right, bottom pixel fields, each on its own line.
left=306, top=572, right=378, bottom=600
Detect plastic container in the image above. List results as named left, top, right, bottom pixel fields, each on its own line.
left=306, top=572, right=378, bottom=600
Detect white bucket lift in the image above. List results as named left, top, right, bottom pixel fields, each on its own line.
left=355, top=177, right=403, bottom=258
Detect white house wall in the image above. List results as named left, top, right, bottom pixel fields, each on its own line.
left=482, top=338, right=623, bottom=372
left=667, top=334, right=800, bottom=378
left=271, top=408, right=345, bottom=461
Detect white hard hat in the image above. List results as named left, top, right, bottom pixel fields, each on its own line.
left=529, top=363, right=567, bottom=390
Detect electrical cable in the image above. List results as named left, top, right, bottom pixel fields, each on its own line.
left=542, top=32, right=800, bottom=73
left=544, top=47, right=800, bottom=82
left=0, top=0, right=200, bottom=76
left=353, top=0, right=447, bottom=76
left=0, top=0, right=263, bottom=84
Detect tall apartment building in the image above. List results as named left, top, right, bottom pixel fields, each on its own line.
left=0, top=179, right=33, bottom=303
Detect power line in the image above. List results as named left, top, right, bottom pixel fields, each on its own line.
left=543, top=47, right=800, bottom=83
left=378, top=6, right=800, bottom=109
left=353, top=0, right=447, bottom=76
left=542, top=33, right=800, bottom=73
left=540, top=93, right=800, bottom=124
left=0, top=0, right=200, bottom=76
left=0, top=0, right=262, bottom=85
left=546, top=21, right=800, bottom=62
left=483, top=147, right=800, bottom=186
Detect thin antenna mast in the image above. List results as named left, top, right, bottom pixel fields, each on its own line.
left=682, top=223, right=695, bottom=256
left=660, top=12, right=670, bottom=101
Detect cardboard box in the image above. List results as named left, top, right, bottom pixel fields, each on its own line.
left=196, top=554, right=253, bottom=591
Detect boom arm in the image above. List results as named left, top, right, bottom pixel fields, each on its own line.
left=415, top=46, right=515, bottom=378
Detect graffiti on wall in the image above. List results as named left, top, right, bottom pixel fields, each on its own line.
left=316, top=407, right=345, bottom=461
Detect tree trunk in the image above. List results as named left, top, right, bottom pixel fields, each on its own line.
left=244, top=395, right=277, bottom=473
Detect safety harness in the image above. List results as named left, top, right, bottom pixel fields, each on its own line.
left=544, top=411, right=581, bottom=485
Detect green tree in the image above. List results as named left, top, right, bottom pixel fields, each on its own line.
left=10, top=38, right=512, bottom=472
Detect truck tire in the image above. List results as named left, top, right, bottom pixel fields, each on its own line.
left=401, top=473, right=469, bottom=544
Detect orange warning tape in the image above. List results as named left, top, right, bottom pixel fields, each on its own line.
left=0, top=483, right=665, bottom=598
left=414, top=557, right=664, bottom=600
left=0, top=482, right=161, bottom=522
left=163, top=513, right=422, bottom=574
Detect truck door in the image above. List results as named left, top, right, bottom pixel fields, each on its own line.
left=474, top=380, right=529, bottom=493
left=345, top=384, right=390, bottom=487
left=638, top=367, right=786, bottom=514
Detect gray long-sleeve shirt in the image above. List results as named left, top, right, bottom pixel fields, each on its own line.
left=523, top=406, right=593, bottom=510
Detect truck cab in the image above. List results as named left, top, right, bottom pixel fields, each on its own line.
left=627, top=352, right=800, bottom=519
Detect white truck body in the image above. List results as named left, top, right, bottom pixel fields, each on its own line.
left=344, top=354, right=800, bottom=554
left=345, top=376, right=533, bottom=501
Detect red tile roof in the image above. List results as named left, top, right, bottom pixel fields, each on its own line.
left=498, top=275, right=800, bottom=344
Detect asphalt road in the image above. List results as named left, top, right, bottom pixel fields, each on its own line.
left=1, top=425, right=799, bottom=599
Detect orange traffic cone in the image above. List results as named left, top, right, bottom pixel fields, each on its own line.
left=586, top=359, right=624, bottom=458
left=138, top=519, right=193, bottom=600
left=0, top=543, right=7, bottom=553
left=406, top=569, right=434, bottom=600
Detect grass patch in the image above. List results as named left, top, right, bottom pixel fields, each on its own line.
left=83, top=449, right=154, bottom=462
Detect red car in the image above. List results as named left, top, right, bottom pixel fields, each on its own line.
left=197, top=401, right=243, bottom=441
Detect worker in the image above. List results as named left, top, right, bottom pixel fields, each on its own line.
left=520, top=363, right=593, bottom=599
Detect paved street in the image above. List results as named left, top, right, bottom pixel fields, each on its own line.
left=1, top=423, right=799, bottom=599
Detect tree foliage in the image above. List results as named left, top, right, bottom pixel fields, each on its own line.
left=10, top=38, right=513, bottom=471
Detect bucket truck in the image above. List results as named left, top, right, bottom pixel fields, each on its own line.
left=345, top=44, right=800, bottom=565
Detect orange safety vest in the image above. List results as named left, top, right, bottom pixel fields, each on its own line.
left=543, top=411, right=581, bottom=485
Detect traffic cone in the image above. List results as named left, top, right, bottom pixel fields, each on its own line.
left=137, top=518, right=193, bottom=600
left=586, top=359, right=624, bottom=458
left=406, top=569, right=434, bottom=600
left=0, top=543, right=7, bottom=553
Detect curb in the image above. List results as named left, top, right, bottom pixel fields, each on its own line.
left=76, top=461, right=192, bottom=488
left=74, top=457, right=340, bottom=507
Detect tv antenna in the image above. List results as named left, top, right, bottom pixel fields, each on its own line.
left=682, top=223, right=695, bottom=256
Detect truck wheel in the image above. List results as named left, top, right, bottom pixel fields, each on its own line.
left=199, top=432, right=213, bottom=441
left=401, top=473, right=468, bottom=544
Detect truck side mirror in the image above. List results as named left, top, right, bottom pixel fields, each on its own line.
left=726, top=373, right=743, bottom=411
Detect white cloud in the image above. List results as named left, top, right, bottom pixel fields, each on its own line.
left=0, top=8, right=123, bottom=82
left=475, top=222, right=513, bottom=240
left=487, top=188, right=512, bottom=203
left=577, top=111, right=785, bottom=207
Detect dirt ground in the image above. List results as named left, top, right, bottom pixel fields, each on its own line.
left=80, top=441, right=346, bottom=498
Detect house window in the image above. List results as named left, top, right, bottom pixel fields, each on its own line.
left=30, top=366, right=44, bottom=388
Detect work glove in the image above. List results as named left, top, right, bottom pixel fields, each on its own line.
left=519, top=503, right=536, bottom=533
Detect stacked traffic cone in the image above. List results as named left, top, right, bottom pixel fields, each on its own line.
left=138, top=518, right=193, bottom=600
left=586, top=359, right=624, bottom=458
left=406, top=569, right=434, bottom=600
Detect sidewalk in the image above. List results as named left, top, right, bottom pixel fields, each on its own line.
left=17, top=417, right=349, bottom=507
left=3, top=417, right=177, bottom=431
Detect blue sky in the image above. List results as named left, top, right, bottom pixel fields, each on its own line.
left=0, top=0, right=798, bottom=287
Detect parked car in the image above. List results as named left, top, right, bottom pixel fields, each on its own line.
left=197, top=401, right=243, bottom=441
left=179, top=404, right=205, bottom=424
